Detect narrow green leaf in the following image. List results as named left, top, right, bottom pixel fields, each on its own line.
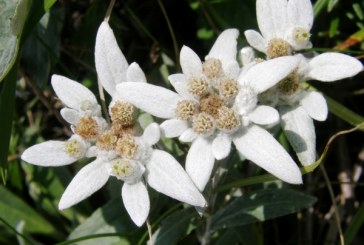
left=327, top=0, right=339, bottom=12
left=9, top=0, right=32, bottom=36
left=344, top=203, right=364, bottom=244
left=313, top=0, right=329, bottom=17
left=211, top=189, right=316, bottom=230
left=0, top=185, right=58, bottom=235
left=155, top=208, right=195, bottom=245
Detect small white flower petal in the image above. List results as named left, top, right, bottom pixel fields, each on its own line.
left=116, top=82, right=180, bottom=119
left=59, top=159, right=109, bottom=209
left=257, top=0, right=288, bottom=38
left=146, top=150, right=206, bottom=207
left=233, top=125, right=302, bottom=184
left=180, top=46, right=203, bottom=77
left=60, top=108, right=80, bottom=125
left=212, top=134, right=232, bottom=160
left=142, top=123, right=160, bottom=146
left=168, top=74, right=192, bottom=98
left=224, top=61, right=240, bottom=79
left=21, top=141, right=77, bottom=166
left=179, top=128, right=198, bottom=142
left=126, top=62, right=147, bottom=83
left=306, top=53, right=363, bottom=82
left=186, top=137, right=215, bottom=191
left=122, top=181, right=150, bottom=227
left=240, top=56, right=299, bottom=93
left=160, top=119, right=189, bottom=138
left=95, top=21, right=128, bottom=96
left=244, top=30, right=266, bottom=53
left=51, top=75, right=98, bottom=110
left=206, top=29, right=239, bottom=67
left=300, top=91, right=328, bottom=121
left=280, top=105, right=316, bottom=166
left=249, top=105, right=280, bottom=125
left=287, top=0, right=313, bottom=30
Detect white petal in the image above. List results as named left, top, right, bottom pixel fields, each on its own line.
left=179, top=128, right=198, bottom=142
left=180, top=46, right=203, bottom=77
left=280, top=105, right=316, bottom=166
left=212, top=134, right=232, bottom=160
left=249, top=105, right=280, bottom=125
left=127, top=62, right=147, bottom=83
left=206, top=29, right=239, bottom=67
left=168, top=74, right=191, bottom=98
left=160, top=119, right=189, bottom=138
left=233, top=125, right=302, bottom=184
left=300, top=91, right=328, bottom=121
left=142, top=123, right=160, bottom=146
left=240, top=56, right=299, bottom=93
left=287, top=0, right=313, bottom=30
left=21, top=141, right=77, bottom=166
left=244, top=30, right=266, bottom=53
left=95, top=21, right=128, bottom=96
left=306, top=53, right=363, bottom=82
left=51, top=75, right=98, bottom=110
left=60, top=108, right=80, bottom=125
left=224, top=61, right=240, bottom=79
left=59, top=159, right=109, bottom=209
left=116, top=82, right=180, bottom=119
left=186, top=137, right=215, bottom=191
left=257, top=0, right=288, bottom=38
left=146, top=150, right=206, bottom=207
left=122, top=182, right=150, bottom=227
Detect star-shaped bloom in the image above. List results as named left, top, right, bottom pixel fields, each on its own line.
left=245, top=0, right=314, bottom=58
left=57, top=123, right=206, bottom=226
left=273, top=52, right=363, bottom=165
left=116, top=29, right=303, bottom=191
left=22, top=75, right=107, bottom=166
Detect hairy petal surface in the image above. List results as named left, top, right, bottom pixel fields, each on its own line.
left=160, top=119, right=189, bottom=138
left=127, top=62, right=147, bottom=83
left=212, top=133, right=232, bottom=160
left=287, top=0, right=313, bottom=29
left=257, top=0, right=288, bottom=38
left=180, top=46, right=203, bottom=77
left=244, top=30, right=266, bottom=53
left=300, top=91, right=328, bottom=121
left=249, top=105, right=280, bottom=125
left=142, top=123, right=160, bottom=146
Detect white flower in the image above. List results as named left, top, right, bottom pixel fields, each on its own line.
left=116, top=29, right=303, bottom=191
left=245, top=0, right=314, bottom=58
left=57, top=123, right=207, bottom=226
left=276, top=52, right=363, bottom=165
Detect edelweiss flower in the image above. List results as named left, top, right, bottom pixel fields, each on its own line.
left=22, top=76, right=107, bottom=165
left=57, top=123, right=206, bottom=226
left=116, top=29, right=303, bottom=191
left=274, top=52, right=363, bottom=165
left=245, top=0, right=313, bottom=58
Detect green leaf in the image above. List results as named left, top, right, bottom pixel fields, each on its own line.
left=344, top=203, right=364, bottom=244
left=313, top=0, right=329, bottom=17
left=0, top=185, right=58, bottom=235
left=155, top=208, right=195, bottom=245
left=211, top=188, right=316, bottom=230
left=67, top=199, right=135, bottom=245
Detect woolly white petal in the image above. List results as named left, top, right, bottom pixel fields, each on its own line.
left=142, top=123, right=160, bottom=146
left=212, top=134, right=232, bottom=160
left=186, top=137, right=215, bottom=191
left=233, top=125, right=302, bottom=184
left=300, top=91, right=328, bottom=121
left=306, top=53, right=363, bottom=82
left=122, top=182, right=150, bottom=227
left=249, top=105, right=280, bottom=125
left=206, top=29, right=239, bottom=67
left=168, top=74, right=192, bottom=98
left=59, top=159, right=109, bottom=209
left=146, top=150, right=206, bottom=207
left=180, top=46, right=203, bottom=77
left=240, top=56, right=299, bottom=93
left=60, top=108, right=80, bottom=125
left=179, top=128, right=198, bottom=142
left=257, top=0, right=288, bottom=38
left=160, top=119, right=189, bottom=138
left=95, top=22, right=128, bottom=96
left=116, top=82, right=180, bottom=119
left=51, top=75, right=98, bottom=110
left=287, top=0, right=313, bottom=29
left=22, top=141, right=77, bottom=166
left=127, top=62, right=147, bottom=83
left=224, top=61, right=240, bottom=79
left=244, top=30, right=266, bottom=53
left=281, top=105, right=316, bottom=166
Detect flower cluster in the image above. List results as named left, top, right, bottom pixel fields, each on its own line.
left=21, top=0, right=362, bottom=227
